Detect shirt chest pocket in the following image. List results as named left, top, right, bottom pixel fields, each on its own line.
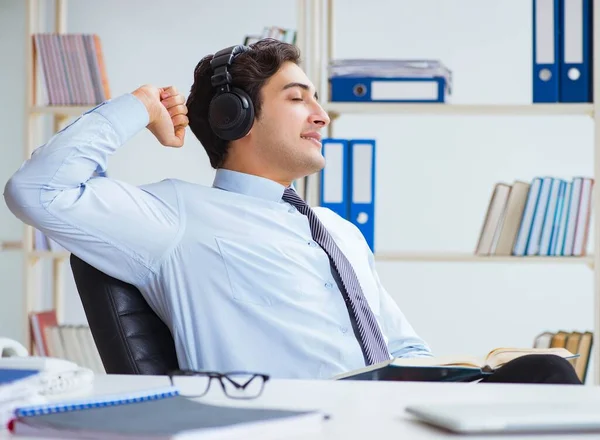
left=215, top=237, right=318, bottom=307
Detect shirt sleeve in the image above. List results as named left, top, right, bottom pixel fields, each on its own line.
left=362, top=234, right=434, bottom=358
left=377, top=273, right=434, bottom=358
left=3, top=94, right=182, bottom=285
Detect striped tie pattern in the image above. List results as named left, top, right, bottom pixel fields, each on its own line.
left=282, top=188, right=390, bottom=365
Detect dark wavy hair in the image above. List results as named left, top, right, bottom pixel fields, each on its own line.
left=186, top=39, right=301, bottom=168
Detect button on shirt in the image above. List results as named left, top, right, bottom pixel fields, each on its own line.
left=3, top=93, right=433, bottom=379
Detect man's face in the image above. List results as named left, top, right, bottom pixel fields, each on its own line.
left=248, top=61, right=330, bottom=181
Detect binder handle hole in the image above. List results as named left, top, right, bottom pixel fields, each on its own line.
left=353, top=84, right=367, bottom=97
left=539, top=69, right=552, bottom=82
left=568, top=68, right=581, bottom=81
left=356, top=212, right=369, bottom=224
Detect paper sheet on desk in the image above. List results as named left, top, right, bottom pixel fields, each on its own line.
left=0, top=369, right=47, bottom=427
left=1, top=395, right=46, bottom=428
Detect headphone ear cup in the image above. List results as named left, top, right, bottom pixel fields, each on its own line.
left=208, top=88, right=254, bottom=141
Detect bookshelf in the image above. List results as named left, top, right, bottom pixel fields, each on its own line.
left=297, top=0, right=600, bottom=384
left=0, top=0, right=93, bottom=351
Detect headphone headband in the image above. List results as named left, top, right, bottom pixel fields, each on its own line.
left=210, top=45, right=250, bottom=90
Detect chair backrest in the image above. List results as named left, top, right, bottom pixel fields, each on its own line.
left=70, top=254, right=179, bottom=375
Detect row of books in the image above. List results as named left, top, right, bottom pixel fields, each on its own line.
left=476, top=177, right=593, bottom=257
left=30, top=310, right=104, bottom=374
left=533, top=330, right=593, bottom=382
left=243, top=26, right=296, bottom=46
left=33, top=33, right=111, bottom=106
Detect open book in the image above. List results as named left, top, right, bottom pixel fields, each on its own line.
left=334, top=347, right=577, bottom=381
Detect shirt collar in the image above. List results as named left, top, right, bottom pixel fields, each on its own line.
left=212, top=168, right=295, bottom=202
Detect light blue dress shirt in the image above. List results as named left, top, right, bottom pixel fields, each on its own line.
left=4, top=93, right=432, bottom=379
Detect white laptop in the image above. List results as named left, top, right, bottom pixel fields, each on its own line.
left=405, top=402, right=600, bottom=434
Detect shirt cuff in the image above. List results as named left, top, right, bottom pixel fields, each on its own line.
left=94, top=93, right=150, bottom=144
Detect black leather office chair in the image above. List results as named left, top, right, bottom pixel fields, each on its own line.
left=70, top=254, right=179, bottom=375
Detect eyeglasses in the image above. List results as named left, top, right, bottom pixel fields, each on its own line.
left=168, top=370, right=270, bottom=399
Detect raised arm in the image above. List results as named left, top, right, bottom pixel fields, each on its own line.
left=3, top=85, right=189, bottom=286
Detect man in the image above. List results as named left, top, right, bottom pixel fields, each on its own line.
left=4, top=39, right=580, bottom=384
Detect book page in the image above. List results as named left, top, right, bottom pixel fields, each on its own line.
left=485, top=347, right=577, bottom=370
left=391, top=355, right=484, bottom=369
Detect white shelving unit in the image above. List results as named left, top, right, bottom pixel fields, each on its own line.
left=297, top=0, right=600, bottom=384
left=0, top=0, right=91, bottom=351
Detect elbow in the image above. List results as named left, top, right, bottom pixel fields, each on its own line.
left=3, top=172, right=44, bottom=226
left=4, top=174, right=25, bottom=214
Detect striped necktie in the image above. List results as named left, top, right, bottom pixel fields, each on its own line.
left=282, top=187, right=390, bottom=365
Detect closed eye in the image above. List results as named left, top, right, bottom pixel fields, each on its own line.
left=291, top=97, right=303, bottom=102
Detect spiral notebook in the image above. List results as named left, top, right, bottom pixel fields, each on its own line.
left=9, top=385, right=326, bottom=439
left=12, top=386, right=179, bottom=417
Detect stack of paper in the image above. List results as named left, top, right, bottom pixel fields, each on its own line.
left=329, top=59, right=452, bottom=91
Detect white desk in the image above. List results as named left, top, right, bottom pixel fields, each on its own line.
left=3, top=374, right=600, bottom=439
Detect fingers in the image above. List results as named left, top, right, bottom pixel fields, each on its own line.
left=160, top=86, right=179, bottom=100
left=161, top=94, right=185, bottom=109
left=156, top=86, right=188, bottom=148
left=168, top=104, right=188, bottom=118
left=175, top=126, right=186, bottom=142
left=172, top=114, right=189, bottom=127
left=165, top=126, right=186, bottom=148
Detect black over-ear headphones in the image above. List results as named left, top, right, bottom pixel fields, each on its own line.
left=208, top=45, right=254, bottom=141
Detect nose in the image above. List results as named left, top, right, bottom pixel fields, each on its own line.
left=309, top=102, right=331, bottom=127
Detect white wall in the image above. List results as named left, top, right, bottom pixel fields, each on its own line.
left=0, top=0, right=27, bottom=342
left=0, top=0, right=594, bottom=374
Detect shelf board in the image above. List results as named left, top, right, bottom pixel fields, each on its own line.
left=28, top=251, right=71, bottom=260
left=1, top=243, right=71, bottom=260
left=324, top=103, right=595, bottom=117
left=0, top=241, right=23, bottom=251
left=374, top=252, right=594, bottom=266
left=30, top=105, right=94, bottom=116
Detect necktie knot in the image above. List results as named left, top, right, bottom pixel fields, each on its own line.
left=282, top=187, right=308, bottom=212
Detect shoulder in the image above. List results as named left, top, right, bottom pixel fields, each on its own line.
left=139, top=178, right=214, bottom=201
left=140, top=179, right=235, bottom=215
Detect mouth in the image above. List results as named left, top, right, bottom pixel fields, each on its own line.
left=300, top=132, right=322, bottom=147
